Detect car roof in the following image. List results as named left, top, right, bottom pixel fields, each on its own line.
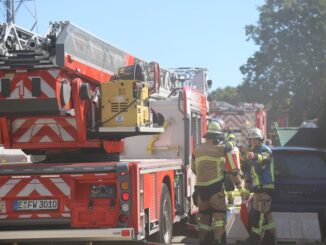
left=272, top=146, right=326, bottom=153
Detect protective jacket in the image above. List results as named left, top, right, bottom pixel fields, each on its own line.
left=250, top=144, right=275, bottom=192
left=191, top=143, right=225, bottom=200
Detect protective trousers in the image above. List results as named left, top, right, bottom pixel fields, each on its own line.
left=225, top=173, right=243, bottom=205
left=197, top=191, right=227, bottom=245
left=224, top=174, right=235, bottom=205
left=246, top=192, right=276, bottom=245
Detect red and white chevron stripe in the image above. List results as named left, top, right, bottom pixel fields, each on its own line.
left=220, top=114, right=243, bottom=131
left=216, top=111, right=258, bottom=140
left=0, top=69, right=59, bottom=100
left=12, top=118, right=78, bottom=144
left=0, top=176, right=71, bottom=220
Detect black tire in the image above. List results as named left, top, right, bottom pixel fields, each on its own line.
left=157, top=183, right=173, bottom=244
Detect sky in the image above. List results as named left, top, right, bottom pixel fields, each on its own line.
left=2, top=0, right=265, bottom=90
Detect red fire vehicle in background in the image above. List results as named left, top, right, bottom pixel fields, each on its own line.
left=209, top=101, right=268, bottom=146
left=0, top=22, right=210, bottom=244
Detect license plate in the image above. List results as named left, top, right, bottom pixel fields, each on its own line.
left=13, top=199, right=59, bottom=211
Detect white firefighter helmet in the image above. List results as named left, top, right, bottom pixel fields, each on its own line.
left=248, top=127, right=264, bottom=140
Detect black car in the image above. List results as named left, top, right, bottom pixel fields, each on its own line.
left=272, top=147, right=326, bottom=235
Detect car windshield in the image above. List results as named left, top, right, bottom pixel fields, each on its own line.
left=273, top=150, right=326, bottom=179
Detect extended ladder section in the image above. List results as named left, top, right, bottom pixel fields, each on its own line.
left=0, top=22, right=211, bottom=95
left=0, top=21, right=133, bottom=81
left=0, top=21, right=212, bottom=161
left=0, top=21, right=175, bottom=88
left=169, top=67, right=211, bottom=96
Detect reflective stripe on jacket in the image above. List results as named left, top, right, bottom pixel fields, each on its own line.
left=225, top=146, right=240, bottom=172
left=192, top=143, right=225, bottom=187
left=250, top=144, right=275, bottom=190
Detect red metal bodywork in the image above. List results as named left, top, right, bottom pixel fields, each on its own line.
left=0, top=160, right=180, bottom=240
left=183, top=86, right=208, bottom=142
left=211, top=108, right=268, bottom=142
left=0, top=54, right=134, bottom=152
left=0, top=22, right=208, bottom=242
left=0, top=86, right=205, bottom=242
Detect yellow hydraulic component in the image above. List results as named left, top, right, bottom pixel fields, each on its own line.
left=101, top=79, right=149, bottom=128
left=147, top=120, right=171, bottom=154
left=148, top=145, right=180, bottom=155
left=147, top=134, right=160, bottom=154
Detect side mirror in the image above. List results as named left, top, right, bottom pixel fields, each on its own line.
left=178, top=90, right=183, bottom=101
left=207, top=80, right=212, bottom=88
left=178, top=90, right=184, bottom=113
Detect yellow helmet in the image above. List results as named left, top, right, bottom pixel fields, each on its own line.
left=207, top=121, right=223, bottom=134
left=227, top=133, right=235, bottom=141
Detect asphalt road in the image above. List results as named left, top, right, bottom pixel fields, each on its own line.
left=3, top=238, right=324, bottom=245
left=1, top=232, right=324, bottom=245
left=1, top=237, right=198, bottom=245
left=1, top=225, right=199, bottom=245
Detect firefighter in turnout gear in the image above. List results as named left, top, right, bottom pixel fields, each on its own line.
left=245, top=127, right=276, bottom=245
left=191, top=121, right=246, bottom=245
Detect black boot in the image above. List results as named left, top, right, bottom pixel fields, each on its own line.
left=244, top=232, right=261, bottom=245
left=200, top=231, right=214, bottom=245
left=211, top=240, right=227, bottom=245
left=261, top=231, right=276, bottom=245
left=211, top=233, right=227, bottom=245
left=221, top=232, right=226, bottom=244
left=211, top=241, right=222, bottom=245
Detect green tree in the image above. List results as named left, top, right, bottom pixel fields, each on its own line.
left=210, top=86, right=242, bottom=105
left=240, top=0, right=326, bottom=125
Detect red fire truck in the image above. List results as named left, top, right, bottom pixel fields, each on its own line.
left=0, top=22, right=209, bottom=244
left=209, top=101, right=268, bottom=146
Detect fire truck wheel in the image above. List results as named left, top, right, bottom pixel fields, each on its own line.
left=158, top=183, right=173, bottom=244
